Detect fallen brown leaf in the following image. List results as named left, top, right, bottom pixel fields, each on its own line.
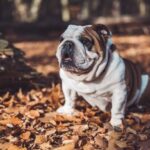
left=139, top=134, right=148, bottom=141
left=35, top=135, right=46, bottom=144
left=0, top=117, right=22, bottom=125
left=94, top=134, right=108, bottom=149
left=71, top=124, right=89, bottom=135
left=83, top=143, right=94, bottom=150
left=53, top=143, right=75, bottom=150
left=25, top=110, right=40, bottom=119
left=0, top=143, right=27, bottom=150
left=20, top=131, right=31, bottom=140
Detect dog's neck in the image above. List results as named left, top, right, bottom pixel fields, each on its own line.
left=63, top=39, right=113, bottom=82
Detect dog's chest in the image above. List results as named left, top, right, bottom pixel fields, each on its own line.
left=74, top=82, right=113, bottom=109
left=66, top=78, right=113, bottom=101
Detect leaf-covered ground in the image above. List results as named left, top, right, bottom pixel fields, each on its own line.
left=0, top=35, right=150, bottom=150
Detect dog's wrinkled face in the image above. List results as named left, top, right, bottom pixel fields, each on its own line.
left=56, top=24, right=112, bottom=74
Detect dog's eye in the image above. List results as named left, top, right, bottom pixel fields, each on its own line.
left=59, top=36, right=64, bottom=42
left=80, top=38, right=93, bottom=50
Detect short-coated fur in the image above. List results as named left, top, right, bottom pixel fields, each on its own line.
left=56, top=24, right=149, bottom=127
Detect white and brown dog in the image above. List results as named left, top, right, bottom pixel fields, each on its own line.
left=56, top=24, right=150, bottom=128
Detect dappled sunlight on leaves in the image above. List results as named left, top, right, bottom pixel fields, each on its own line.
left=0, top=36, right=150, bottom=149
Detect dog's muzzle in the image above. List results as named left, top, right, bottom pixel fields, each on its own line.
left=61, top=40, right=74, bottom=64
left=60, top=39, right=95, bottom=74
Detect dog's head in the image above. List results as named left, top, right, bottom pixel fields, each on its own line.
left=56, top=24, right=115, bottom=75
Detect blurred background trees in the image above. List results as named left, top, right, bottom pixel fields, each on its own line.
left=0, top=0, right=150, bottom=34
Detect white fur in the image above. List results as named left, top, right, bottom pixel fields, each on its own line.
left=59, top=51, right=128, bottom=126
left=56, top=25, right=149, bottom=127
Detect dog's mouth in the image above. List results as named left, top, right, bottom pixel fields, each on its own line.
left=60, top=55, right=76, bottom=72
left=61, top=56, right=95, bottom=74
left=62, top=51, right=73, bottom=62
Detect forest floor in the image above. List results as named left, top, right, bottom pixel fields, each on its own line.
left=0, top=35, right=150, bottom=150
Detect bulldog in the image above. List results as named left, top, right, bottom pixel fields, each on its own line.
left=56, top=24, right=150, bottom=128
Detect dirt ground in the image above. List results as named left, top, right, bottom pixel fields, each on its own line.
left=0, top=35, right=150, bottom=150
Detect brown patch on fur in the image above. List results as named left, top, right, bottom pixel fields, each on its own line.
left=92, top=24, right=111, bottom=41
left=82, top=27, right=105, bottom=55
left=92, top=24, right=116, bottom=52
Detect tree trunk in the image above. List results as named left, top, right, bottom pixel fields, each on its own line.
left=60, top=0, right=70, bottom=22
left=13, top=0, right=42, bottom=22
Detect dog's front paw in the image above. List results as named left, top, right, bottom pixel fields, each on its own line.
left=110, top=118, right=124, bottom=132
left=57, top=105, right=75, bottom=115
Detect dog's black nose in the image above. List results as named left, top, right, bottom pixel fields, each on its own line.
left=63, top=41, right=74, bottom=50
left=61, top=41, right=74, bottom=61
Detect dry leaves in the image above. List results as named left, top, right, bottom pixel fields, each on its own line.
left=0, top=117, right=22, bottom=126
left=20, top=131, right=31, bottom=140
left=54, top=143, right=75, bottom=150
left=0, top=36, right=150, bottom=149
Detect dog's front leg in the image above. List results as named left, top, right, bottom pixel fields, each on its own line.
left=57, top=82, right=77, bottom=115
left=110, top=83, right=127, bottom=128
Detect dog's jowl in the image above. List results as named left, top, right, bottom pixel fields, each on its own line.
left=56, top=24, right=150, bottom=128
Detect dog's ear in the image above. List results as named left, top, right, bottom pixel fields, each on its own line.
left=92, top=24, right=116, bottom=51
left=92, top=24, right=111, bottom=41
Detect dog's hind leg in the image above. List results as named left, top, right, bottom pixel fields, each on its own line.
left=138, top=74, right=150, bottom=106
